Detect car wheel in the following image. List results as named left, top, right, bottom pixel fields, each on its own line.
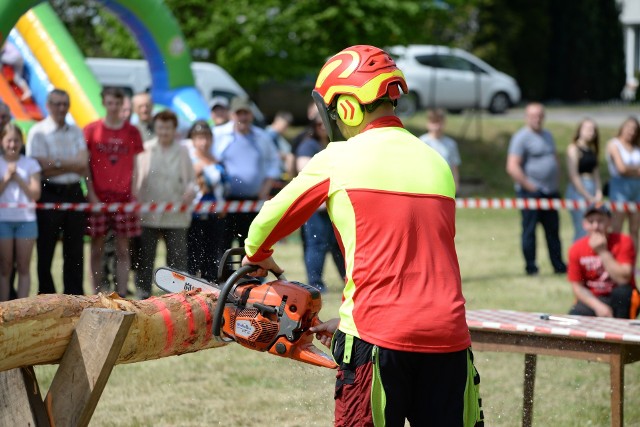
left=488, top=92, right=510, bottom=114
left=395, top=91, right=419, bottom=117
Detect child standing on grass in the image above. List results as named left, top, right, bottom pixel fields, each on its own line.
left=0, top=123, right=41, bottom=300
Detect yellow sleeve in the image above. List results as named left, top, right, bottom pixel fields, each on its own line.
left=244, top=150, right=333, bottom=261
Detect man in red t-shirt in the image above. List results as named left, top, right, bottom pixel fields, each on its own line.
left=567, top=203, right=636, bottom=318
left=84, top=87, right=144, bottom=297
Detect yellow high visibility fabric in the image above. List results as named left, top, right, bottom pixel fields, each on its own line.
left=245, top=122, right=469, bottom=353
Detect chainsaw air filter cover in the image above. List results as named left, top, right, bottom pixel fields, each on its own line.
left=229, top=307, right=279, bottom=349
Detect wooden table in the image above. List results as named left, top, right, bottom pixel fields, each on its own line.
left=466, top=310, right=640, bottom=427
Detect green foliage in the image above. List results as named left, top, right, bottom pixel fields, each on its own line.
left=409, top=0, right=481, bottom=49
left=49, top=0, right=139, bottom=58
left=473, top=0, right=551, bottom=100
left=472, top=0, right=625, bottom=101
left=49, top=0, right=441, bottom=91
left=178, top=0, right=426, bottom=91
left=48, top=0, right=626, bottom=101
left=546, top=0, right=625, bottom=101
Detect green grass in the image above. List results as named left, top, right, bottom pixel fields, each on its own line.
left=21, top=112, right=640, bottom=426
left=28, top=210, right=640, bottom=427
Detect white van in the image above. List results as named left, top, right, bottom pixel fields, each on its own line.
left=85, top=57, right=264, bottom=122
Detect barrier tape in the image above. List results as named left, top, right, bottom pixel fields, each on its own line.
left=0, top=198, right=635, bottom=213
left=455, top=198, right=638, bottom=212
left=0, top=200, right=264, bottom=214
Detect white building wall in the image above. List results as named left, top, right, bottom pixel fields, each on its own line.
left=619, top=0, right=640, bottom=98
left=620, top=0, right=640, bottom=24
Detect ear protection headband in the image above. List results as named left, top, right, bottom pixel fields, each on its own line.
left=336, top=94, right=364, bottom=127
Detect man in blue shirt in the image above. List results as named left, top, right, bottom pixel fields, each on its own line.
left=212, top=96, right=281, bottom=255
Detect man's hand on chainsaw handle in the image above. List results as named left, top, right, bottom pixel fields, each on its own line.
left=310, top=318, right=339, bottom=348
left=241, top=255, right=284, bottom=278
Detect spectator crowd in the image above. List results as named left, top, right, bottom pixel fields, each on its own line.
left=0, top=91, right=639, bottom=320
left=0, top=88, right=284, bottom=301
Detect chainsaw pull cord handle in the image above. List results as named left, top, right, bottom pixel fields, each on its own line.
left=212, top=264, right=258, bottom=342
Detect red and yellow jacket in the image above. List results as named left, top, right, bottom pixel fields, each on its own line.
left=245, top=117, right=471, bottom=353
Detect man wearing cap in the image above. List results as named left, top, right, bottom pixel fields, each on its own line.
left=212, top=96, right=280, bottom=253
left=132, top=92, right=155, bottom=141
left=567, top=203, right=637, bottom=318
left=209, top=96, right=230, bottom=126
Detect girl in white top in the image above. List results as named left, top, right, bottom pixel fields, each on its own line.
left=0, top=123, right=41, bottom=300
left=606, top=117, right=640, bottom=251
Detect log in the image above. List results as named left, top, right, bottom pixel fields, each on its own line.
left=0, top=291, right=226, bottom=373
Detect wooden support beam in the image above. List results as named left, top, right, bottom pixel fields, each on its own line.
left=45, top=308, right=134, bottom=427
left=0, top=291, right=226, bottom=373
left=0, top=366, right=50, bottom=426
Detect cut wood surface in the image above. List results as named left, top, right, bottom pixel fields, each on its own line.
left=0, top=291, right=226, bottom=373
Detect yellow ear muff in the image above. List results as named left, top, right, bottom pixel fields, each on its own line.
left=336, top=94, right=364, bottom=127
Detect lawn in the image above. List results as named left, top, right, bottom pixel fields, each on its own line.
left=20, top=109, right=640, bottom=426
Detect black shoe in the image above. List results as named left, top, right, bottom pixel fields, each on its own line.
left=554, top=265, right=567, bottom=274
left=526, top=269, right=539, bottom=276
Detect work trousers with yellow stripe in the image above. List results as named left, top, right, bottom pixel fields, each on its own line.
left=331, top=330, right=484, bottom=427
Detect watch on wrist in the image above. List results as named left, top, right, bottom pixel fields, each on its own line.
left=54, top=159, right=62, bottom=169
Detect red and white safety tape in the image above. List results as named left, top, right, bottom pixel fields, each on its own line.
left=0, top=199, right=635, bottom=213
left=0, top=200, right=264, bottom=214
left=455, top=198, right=638, bottom=212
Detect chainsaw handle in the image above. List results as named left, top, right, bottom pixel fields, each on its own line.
left=212, top=264, right=259, bottom=342
left=217, top=247, right=286, bottom=281
left=217, top=247, right=246, bottom=283
left=270, top=269, right=287, bottom=281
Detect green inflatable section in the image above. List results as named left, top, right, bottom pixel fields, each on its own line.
left=1, top=1, right=207, bottom=123
left=31, top=2, right=104, bottom=118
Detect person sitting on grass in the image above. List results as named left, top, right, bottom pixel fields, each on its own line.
left=567, top=202, right=638, bottom=318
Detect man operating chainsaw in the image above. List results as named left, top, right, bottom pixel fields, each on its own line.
left=242, top=45, right=483, bottom=427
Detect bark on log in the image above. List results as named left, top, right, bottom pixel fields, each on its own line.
left=0, top=291, right=226, bottom=373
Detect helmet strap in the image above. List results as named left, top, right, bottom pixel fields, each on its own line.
left=365, top=97, right=396, bottom=113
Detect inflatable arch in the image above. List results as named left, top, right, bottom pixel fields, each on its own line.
left=0, top=0, right=208, bottom=127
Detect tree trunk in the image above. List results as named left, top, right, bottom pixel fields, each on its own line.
left=0, top=292, right=226, bottom=373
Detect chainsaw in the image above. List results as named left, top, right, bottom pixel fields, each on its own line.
left=154, top=247, right=337, bottom=369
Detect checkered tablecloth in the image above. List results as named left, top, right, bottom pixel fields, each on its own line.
left=466, top=309, right=640, bottom=344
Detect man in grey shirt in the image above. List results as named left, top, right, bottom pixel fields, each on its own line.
left=506, top=102, right=566, bottom=275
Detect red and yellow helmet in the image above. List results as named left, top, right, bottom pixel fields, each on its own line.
left=312, top=45, right=408, bottom=141
left=314, top=45, right=408, bottom=107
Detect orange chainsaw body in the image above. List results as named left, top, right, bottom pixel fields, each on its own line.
left=155, top=247, right=337, bottom=369
left=220, top=279, right=337, bottom=369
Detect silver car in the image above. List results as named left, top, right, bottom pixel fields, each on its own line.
left=387, top=45, right=521, bottom=116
